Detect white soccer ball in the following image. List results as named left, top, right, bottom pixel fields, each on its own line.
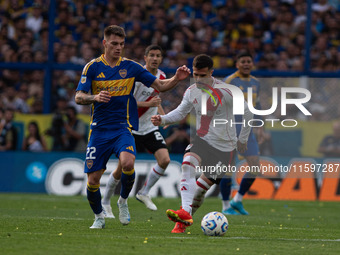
left=201, top=211, right=229, bottom=236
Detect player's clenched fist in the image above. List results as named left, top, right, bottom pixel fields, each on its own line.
left=95, top=91, right=111, bottom=103
left=151, top=115, right=162, bottom=126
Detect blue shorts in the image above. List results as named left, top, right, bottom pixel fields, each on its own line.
left=236, top=118, right=259, bottom=157
left=84, top=128, right=136, bottom=173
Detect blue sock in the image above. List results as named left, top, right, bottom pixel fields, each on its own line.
left=120, top=169, right=135, bottom=199
left=239, top=172, right=257, bottom=195
left=87, top=183, right=102, bottom=214
left=219, top=176, right=232, bottom=201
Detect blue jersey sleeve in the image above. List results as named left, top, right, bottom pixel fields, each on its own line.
left=76, top=60, right=97, bottom=93
left=134, top=63, right=157, bottom=87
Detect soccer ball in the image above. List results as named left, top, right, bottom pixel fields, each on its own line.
left=201, top=211, right=229, bottom=236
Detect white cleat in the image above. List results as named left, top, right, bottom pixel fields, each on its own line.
left=117, top=202, right=130, bottom=225
left=102, top=204, right=115, bottom=219
left=136, top=192, right=157, bottom=211
left=89, top=218, right=105, bottom=229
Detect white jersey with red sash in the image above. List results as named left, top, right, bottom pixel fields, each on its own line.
left=132, top=68, right=166, bottom=135
left=161, top=78, right=253, bottom=152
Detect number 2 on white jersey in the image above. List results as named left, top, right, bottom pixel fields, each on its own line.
left=154, top=131, right=166, bottom=144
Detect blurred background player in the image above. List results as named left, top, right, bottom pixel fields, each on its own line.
left=165, top=116, right=190, bottom=154
left=75, top=25, right=190, bottom=229
left=0, top=108, right=18, bottom=151
left=62, top=106, right=87, bottom=152
left=101, top=45, right=171, bottom=217
left=151, top=54, right=252, bottom=233
left=219, top=51, right=265, bottom=215
left=318, top=121, right=340, bottom=157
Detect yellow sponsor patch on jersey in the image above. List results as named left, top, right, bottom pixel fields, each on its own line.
left=93, top=78, right=135, bottom=96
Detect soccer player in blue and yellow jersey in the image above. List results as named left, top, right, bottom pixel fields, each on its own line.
left=219, top=51, right=265, bottom=215
left=75, top=25, right=190, bottom=229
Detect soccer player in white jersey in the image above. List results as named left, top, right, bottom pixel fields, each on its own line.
left=151, top=54, right=253, bottom=233
left=101, top=45, right=170, bottom=217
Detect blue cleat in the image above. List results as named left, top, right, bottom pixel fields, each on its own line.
left=222, top=207, right=240, bottom=215
left=230, top=199, right=249, bottom=215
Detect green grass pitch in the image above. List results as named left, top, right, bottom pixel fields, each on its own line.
left=0, top=193, right=339, bottom=255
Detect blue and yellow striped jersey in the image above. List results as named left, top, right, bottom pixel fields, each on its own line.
left=76, top=55, right=157, bottom=131
left=224, top=71, right=261, bottom=115
left=224, top=71, right=260, bottom=106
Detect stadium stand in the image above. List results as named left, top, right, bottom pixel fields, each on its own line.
left=0, top=0, right=339, bottom=154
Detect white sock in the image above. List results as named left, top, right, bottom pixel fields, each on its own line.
left=233, top=192, right=243, bottom=202
left=102, top=174, right=120, bottom=205
left=118, top=196, right=127, bottom=204
left=222, top=200, right=230, bottom=211
left=95, top=212, right=105, bottom=219
left=140, top=164, right=165, bottom=195
left=180, top=155, right=199, bottom=214
left=192, top=177, right=211, bottom=215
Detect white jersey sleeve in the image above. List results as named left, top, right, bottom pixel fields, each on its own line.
left=238, top=101, right=253, bottom=144
left=161, top=87, right=194, bottom=125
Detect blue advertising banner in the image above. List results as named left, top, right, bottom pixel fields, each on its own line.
left=0, top=152, right=339, bottom=201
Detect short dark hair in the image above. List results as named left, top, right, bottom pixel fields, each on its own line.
left=104, top=25, right=126, bottom=39
left=236, top=50, right=253, bottom=60
left=193, top=54, right=213, bottom=70
left=145, top=45, right=163, bottom=56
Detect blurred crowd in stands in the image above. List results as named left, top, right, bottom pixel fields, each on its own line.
left=0, top=0, right=339, bottom=152
left=0, top=0, right=339, bottom=69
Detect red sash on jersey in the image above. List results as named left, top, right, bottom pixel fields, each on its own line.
left=197, top=89, right=224, bottom=137
left=137, top=72, right=164, bottom=117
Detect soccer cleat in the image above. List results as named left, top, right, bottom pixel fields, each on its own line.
left=117, top=202, right=130, bottom=225
left=136, top=192, right=157, bottom=211
left=230, top=199, right=249, bottom=215
left=89, top=218, right=105, bottom=229
left=222, top=207, right=241, bottom=215
left=102, top=203, right=115, bottom=218
left=166, top=208, right=193, bottom=226
left=171, top=222, right=186, bottom=233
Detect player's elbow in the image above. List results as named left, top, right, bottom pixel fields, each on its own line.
left=75, top=94, right=82, bottom=104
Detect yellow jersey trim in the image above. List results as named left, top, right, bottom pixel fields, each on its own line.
left=82, top=59, right=96, bottom=75
left=126, top=98, right=132, bottom=128
left=100, top=55, right=109, bottom=66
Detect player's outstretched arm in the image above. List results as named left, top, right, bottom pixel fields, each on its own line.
left=75, top=90, right=111, bottom=105
left=151, top=65, right=190, bottom=92
left=137, top=97, right=161, bottom=108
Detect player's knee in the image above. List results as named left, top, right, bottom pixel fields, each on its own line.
left=87, top=176, right=100, bottom=186
left=121, top=160, right=134, bottom=172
